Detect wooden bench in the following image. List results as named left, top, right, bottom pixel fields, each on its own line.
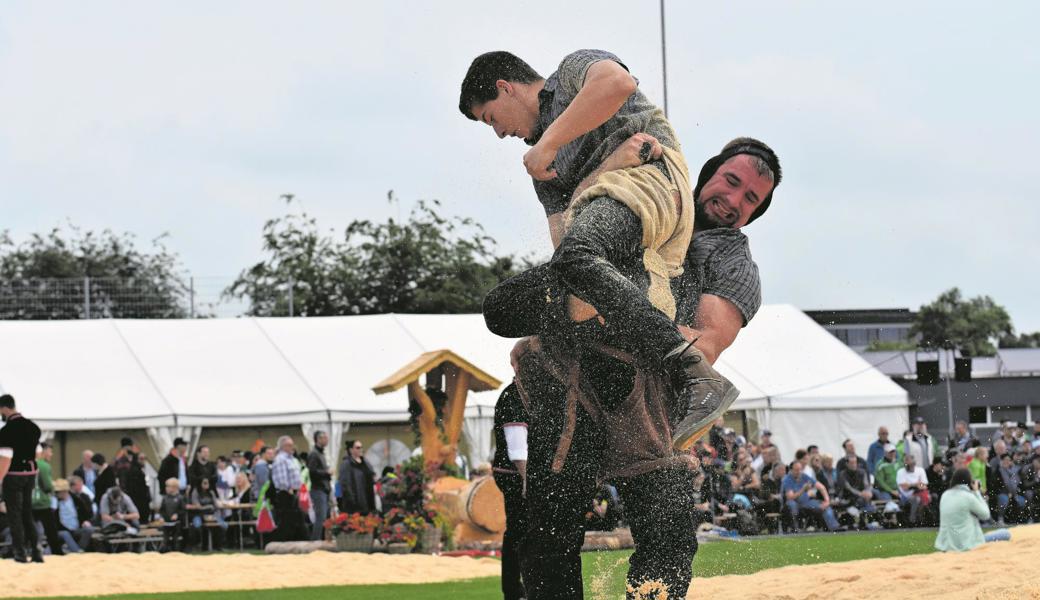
left=95, top=528, right=163, bottom=553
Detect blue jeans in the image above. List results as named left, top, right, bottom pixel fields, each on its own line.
left=310, top=490, right=330, bottom=541
left=786, top=498, right=840, bottom=531
left=57, top=527, right=93, bottom=552
left=191, top=512, right=228, bottom=530
left=873, top=489, right=893, bottom=501
left=985, top=528, right=1011, bottom=543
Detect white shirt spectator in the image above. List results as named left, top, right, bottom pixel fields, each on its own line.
left=896, top=465, right=928, bottom=499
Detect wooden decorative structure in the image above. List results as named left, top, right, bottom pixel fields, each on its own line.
left=372, top=349, right=501, bottom=471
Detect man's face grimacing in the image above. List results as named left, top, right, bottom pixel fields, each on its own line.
left=470, top=81, right=540, bottom=141
left=695, top=155, right=774, bottom=230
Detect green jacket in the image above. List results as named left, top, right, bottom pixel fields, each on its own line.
left=968, top=458, right=988, bottom=494
left=32, top=459, right=54, bottom=510
left=934, top=485, right=989, bottom=552
left=874, top=459, right=899, bottom=495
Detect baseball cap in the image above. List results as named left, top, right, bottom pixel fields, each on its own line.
left=912, top=416, right=926, bottom=424
left=883, top=443, right=897, bottom=453
left=760, top=429, right=772, bottom=437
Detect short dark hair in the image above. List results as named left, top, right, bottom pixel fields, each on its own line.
left=841, top=439, right=852, bottom=451
left=0, top=394, right=14, bottom=409
left=346, top=439, right=358, bottom=450
left=313, top=430, right=326, bottom=445
left=459, top=51, right=542, bottom=120
left=40, top=441, right=52, bottom=450
left=794, top=449, right=808, bottom=461
left=950, top=468, right=973, bottom=487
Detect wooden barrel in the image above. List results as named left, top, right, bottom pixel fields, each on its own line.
left=431, top=475, right=505, bottom=535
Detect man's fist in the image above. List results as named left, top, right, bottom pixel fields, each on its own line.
left=608, top=132, right=663, bottom=170
left=523, top=139, right=558, bottom=181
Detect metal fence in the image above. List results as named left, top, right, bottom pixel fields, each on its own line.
left=0, top=276, right=258, bottom=320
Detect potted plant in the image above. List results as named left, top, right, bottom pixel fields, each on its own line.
left=326, top=512, right=381, bottom=553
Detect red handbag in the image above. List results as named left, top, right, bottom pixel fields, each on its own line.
left=298, top=482, right=311, bottom=512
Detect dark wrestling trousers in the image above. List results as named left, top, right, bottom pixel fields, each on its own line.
left=493, top=469, right=528, bottom=600
left=2, top=474, right=39, bottom=559
left=516, top=347, right=699, bottom=600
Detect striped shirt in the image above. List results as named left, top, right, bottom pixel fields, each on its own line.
left=672, top=228, right=761, bottom=327
left=271, top=451, right=302, bottom=492
left=530, top=49, right=679, bottom=216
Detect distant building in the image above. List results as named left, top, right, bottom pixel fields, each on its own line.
left=803, top=308, right=916, bottom=350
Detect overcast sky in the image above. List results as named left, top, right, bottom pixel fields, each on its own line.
left=2, top=1, right=1038, bottom=330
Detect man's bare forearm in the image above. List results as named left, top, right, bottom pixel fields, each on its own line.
left=540, top=61, right=636, bottom=153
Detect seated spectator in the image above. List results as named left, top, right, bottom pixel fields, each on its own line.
left=927, top=457, right=950, bottom=503
left=68, top=475, right=97, bottom=522
left=157, top=477, right=186, bottom=552
left=1021, top=455, right=1040, bottom=522
left=586, top=484, right=622, bottom=531
left=780, top=460, right=841, bottom=532
left=792, top=449, right=815, bottom=480
left=835, top=439, right=867, bottom=474
left=968, top=446, right=989, bottom=494
left=896, top=454, right=931, bottom=526
left=756, top=462, right=786, bottom=529
left=188, top=476, right=227, bottom=549
left=836, top=455, right=877, bottom=529
left=99, top=486, right=141, bottom=533
left=874, top=444, right=900, bottom=501
left=812, top=453, right=836, bottom=500
left=935, top=468, right=1010, bottom=551
left=53, top=478, right=94, bottom=553
left=993, top=453, right=1026, bottom=526
left=72, top=449, right=98, bottom=497
left=753, top=446, right=779, bottom=477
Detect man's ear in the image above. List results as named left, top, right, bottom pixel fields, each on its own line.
left=496, top=79, right=513, bottom=96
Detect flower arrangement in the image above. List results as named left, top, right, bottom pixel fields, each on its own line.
left=324, top=512, right=381, bottom=537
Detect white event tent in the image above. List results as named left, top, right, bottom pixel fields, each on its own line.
left=0, top=305, right=907, bottom=467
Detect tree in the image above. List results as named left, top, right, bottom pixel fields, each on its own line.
left=999, top=331, right=1040, bottom=349
left=910, top=288, right=1012, bottom=357
left=0, top=226, right=190, bottom=319
left=226, top=194, right=529, bottom=316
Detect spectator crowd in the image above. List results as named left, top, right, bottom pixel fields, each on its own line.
left=3, top=414, right=1039, bottom=558
left=1, top=429, right=399, bottom=557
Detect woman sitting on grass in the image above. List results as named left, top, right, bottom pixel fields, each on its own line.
left=935, top=468, right=1010, bottom=552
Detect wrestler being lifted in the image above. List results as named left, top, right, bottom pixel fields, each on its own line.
left=460, top=50, right=774, bottom=447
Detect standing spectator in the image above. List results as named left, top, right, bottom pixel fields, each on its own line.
left=188, top=477, right=227, bottom=549
left=780, top=460, right=841, bottom=532
left=927, top=457, right=950, bottom=502
left=126, top=451, right=151, bottom=522
left=157, top=478, right=186, bottom=552
left=835, top=440, right=867, bottom=474
left=0, top=394, right=43, bottom=563
left=216, top=456, right=236, bottom=500
left=866, top=427, right=890, bottom=476
left=491, top=384, right=529, bottom=600
left=758, top=429, right=774, bottom=452
left=158, top=438, right=189, bottom=494
left=904, top=417, right=939, bottom=470
left=836, top=455, right=876, bottom=529
left=31, top=442, right=64, bottom=555
left=993, top=453, right=1026, bottom=526
left=99, top=486, right=141, bottom=531
left=874, top=444, right=900, bottom=501
left=112, top=436, right=135, bottom=489
left=230, top=450, right=247, bottom=475
left=188, top=445, right=217, bottom=493
left=306, top=431, right=332, bottom=541
left=968, top=446, right=989, bottom=494
left=270, top=436, right=307, bottom=541
left=949, top=420, right=980, bottom=454
left=896, top=453, right=930, bottom=526
left=91, top=453, right=116, bottom=510
left=53, top=478, right=93, bottom=553
left=72, top=450, right=97, bottom=496
left=338, top=439, right=376, bottom=514
left=1031, top=422, right=1040, bottom=443
left=252, top=446, right=275, bottom=498
left=1020, top=455, right=1040, bottom=522
left=810, top=454, right=834, bottom=498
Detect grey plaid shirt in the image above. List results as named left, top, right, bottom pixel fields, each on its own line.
left=530, top=49, right=679, bottom=216
left=672, top=228, right=761, bottom=326
left=271, top=450, right=302, bottom=492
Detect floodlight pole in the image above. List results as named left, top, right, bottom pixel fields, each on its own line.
left=660, top=0, right=669, bottom=117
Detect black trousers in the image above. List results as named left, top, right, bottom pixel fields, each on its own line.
left=31, top=508, right=63, bottom=554
left=484, top=198, right=684, bottom=364
left=272, top=490, right=308, bottom=542
left=519, top=354, right=698, bottom=600
left=494, top=470, right=528, bottom=600
left=2, top=475, right=38, bottom=559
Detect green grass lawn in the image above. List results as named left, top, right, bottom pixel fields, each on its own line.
left=13, top=530, right=938, bottom=600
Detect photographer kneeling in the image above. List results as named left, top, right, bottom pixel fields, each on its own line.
left=935, top=468, right=1010, bottom=552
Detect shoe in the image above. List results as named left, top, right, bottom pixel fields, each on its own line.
left=30, top=549, right=44, bottom=563
left=13, top=555, right=29, bottom=564
left=665, top=342, right=741, bottom=450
